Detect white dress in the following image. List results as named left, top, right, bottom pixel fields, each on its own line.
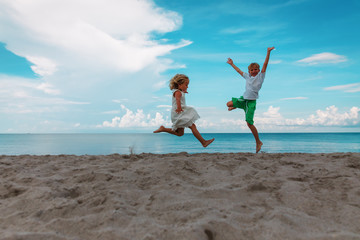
left=171, top=89, right=200, bottom=131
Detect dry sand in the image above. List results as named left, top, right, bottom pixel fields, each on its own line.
left=1, top=152, right=360, bottom=240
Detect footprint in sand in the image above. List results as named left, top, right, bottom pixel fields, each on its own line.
left=204, top=229, right=214, bottom=240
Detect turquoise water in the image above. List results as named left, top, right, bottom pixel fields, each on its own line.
left=0, top=133, right=359, bottom=155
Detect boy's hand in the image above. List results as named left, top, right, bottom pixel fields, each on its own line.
left=268, top=47, right=275, bottom=52
left=227, top=57, right=244, bottom=76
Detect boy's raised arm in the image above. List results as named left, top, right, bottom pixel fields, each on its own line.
left=261, top=47, right=275, bottom=73
left=227, top=58, right=244, bottom=76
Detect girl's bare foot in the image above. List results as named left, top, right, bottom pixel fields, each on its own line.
left=228, top=107, right=236, bottom=111
left=153, top=126, right=165, bottom=133
left=202, top=138, right=215, bottom=148
left=256, top=141, right=263, bottom=153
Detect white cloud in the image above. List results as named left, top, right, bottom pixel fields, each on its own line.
left=26, top=56, right=58, bottom=77
left=0, top=75, right=88, bottom=114
left=280, top=97, right=308, bottom=100
left=36, top=83, right=61, bottom=95
left=221, top=25, right=286, bottom=35
left=112, top=99, right=129, bottom=104
left=0, top=0, right=190, bottom=74
left=305, top=106, right=359, bottom=126
left=263, top=106, right=282, bottom=118
left=153, top=80, right=167, bottom=90
left=102, top=110, right=121, bottom=115
left=100, top=105, right=170, bottom=128
left=270, top=60, right=282, bottom=64
left=157, top=105, right=172, bottom=108
left=97, top=105, right=360, bottom=132
left=0, top=1, right=190, bottom=95
left=220, top=105, right=360, bottom=129
left=297, top=52, right=347, bottom=65
left=197, top=119, right=216, bottom=129
left=324, top=83, right=360, bottom=93
left=221, top=27, right=250, bottom=34
left=263, top=105, right=359, bottom=127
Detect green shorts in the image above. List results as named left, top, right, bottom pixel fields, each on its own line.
left=232, top=96, right=256, bottom=125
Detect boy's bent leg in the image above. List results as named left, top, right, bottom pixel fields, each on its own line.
left=230, top=97, right=246, bottom=111
left=227, top=101, right=236, bottom=111
left=247, top=122, right=263, bottom=153
left=188, top=124, right=214, bottom=147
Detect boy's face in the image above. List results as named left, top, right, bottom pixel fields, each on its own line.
left=249, top=67, right=260, bottom=77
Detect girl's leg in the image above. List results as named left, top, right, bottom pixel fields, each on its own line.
left=247, top=122, right=263, bottom=153
left=188, top=124, right=214, bottom=147
left=153, top=126, right=184, bottom=136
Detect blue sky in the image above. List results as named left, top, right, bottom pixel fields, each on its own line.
left=0, top=0, right=359, bottom=133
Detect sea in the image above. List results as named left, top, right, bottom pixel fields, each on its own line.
left=0, top=133, right=359, bottom=155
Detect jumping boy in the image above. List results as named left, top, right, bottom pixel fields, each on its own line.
left=226, top=47, right=275, bottom=153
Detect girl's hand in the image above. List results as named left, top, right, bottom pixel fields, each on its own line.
left=227, top=58, right=233, bottom=65
left=176, top=108, right=183, bottom=114
left=268, top=47, right=275, bottom=52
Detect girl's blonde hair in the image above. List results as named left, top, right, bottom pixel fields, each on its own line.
left=169, top=74, right=189, bottom=90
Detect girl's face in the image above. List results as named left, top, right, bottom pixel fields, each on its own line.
left=178, top=80, right=189, bottom=92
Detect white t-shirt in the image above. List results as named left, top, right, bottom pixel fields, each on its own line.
left=242, top=72, right=265, bottom=100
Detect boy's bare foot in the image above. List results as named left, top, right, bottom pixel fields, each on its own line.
left=202, top=138, right=215, bottom=148
left=153, top=126, right=165, bottom=133
left=228, top=107, right=236, bottom=111
left=256, top=141, right=263, bottom=153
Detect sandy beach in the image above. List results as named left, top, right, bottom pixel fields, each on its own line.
left=1, top=152, right=360, bottom=240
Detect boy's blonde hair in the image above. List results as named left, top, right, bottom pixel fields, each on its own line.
left=169, top=74, right=189, bottom=90
left=248, top=63, right=260, bottom=71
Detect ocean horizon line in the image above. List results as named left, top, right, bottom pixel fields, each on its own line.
left=1, top=132, right=359, bottom=155
left=1, top=132, right=360, bottom=135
